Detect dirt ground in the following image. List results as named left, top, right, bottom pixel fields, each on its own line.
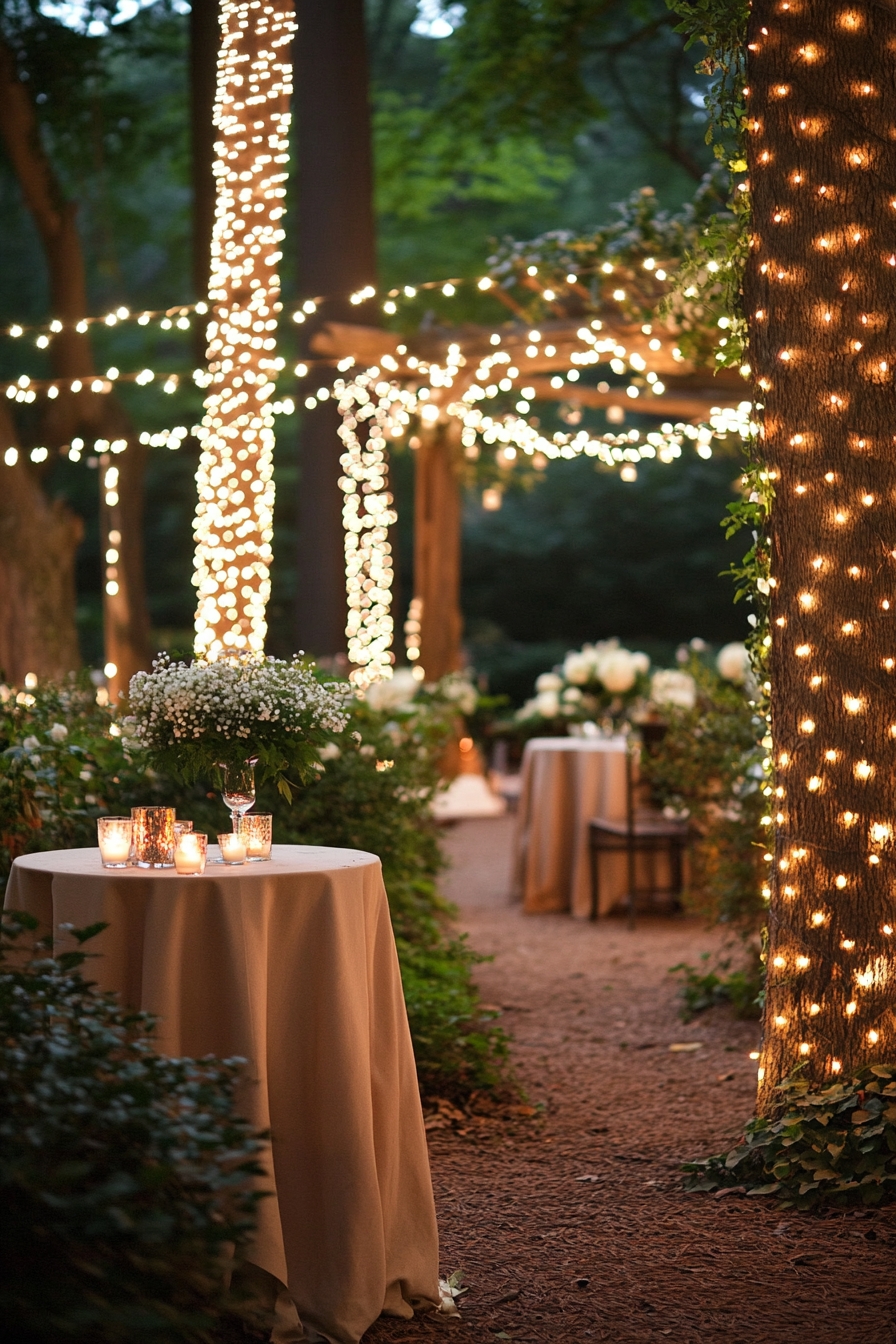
left=364, top=818, right=896, bottom=1344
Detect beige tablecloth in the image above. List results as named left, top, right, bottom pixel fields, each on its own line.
left=5, top=844, right=439, bottom=1344
left=512, top=737, right=630, bottom=918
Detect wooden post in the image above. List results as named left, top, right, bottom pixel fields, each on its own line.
left=412, top=419, right=464, bottom=682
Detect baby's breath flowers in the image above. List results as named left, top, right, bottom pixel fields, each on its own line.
left=127, top=653, right=351, bottom=800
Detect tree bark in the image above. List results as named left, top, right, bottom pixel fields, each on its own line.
left=745, top=1, right=896, bottom=1108
left=0, top=35, right=151, bottom=699
left=413, top=420, right=464, bottom=682
left=190, top=0, right=219, bottom=364
left=0, top=406, right=81, bottom=683
left=295, top=0, right=378, bottom=657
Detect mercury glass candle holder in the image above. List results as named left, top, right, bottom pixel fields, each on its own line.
left=238, top=813, right=273, bottom=861
left=218, top=831, right=248, bottom=865
left=97, top=816, right=133, bottom=868
left=132, top=806, right=176, bottom=868
left=174, top=832, right=208, bottom=875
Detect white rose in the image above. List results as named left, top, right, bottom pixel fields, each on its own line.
left=535, top=689, right=560, bottom=718
left=318, top=742, right=341, bottom=761
left=631, top=651, right=650, bottom=675
left=22, top=736, right=40, bottom=751
left=48, top=722, right=69, bottom=742
left=562, top=686, right=583, bottom=703
left=650, top=669, right=697, bottom=711
left=717, top=641, right=750, bottom=684
left=563, top=652, right=593, bottom=685
left=535, top=671, right=564, bottom=693
left=599, top=649, right=637, bottom=694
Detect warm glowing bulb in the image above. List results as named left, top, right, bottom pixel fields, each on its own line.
left=799, top=592, right=814, bottom=609
left=796, top=956, right=810, bottom=969
left=807, top=776, right=822, bottom=792
left=809, top=1003, right=821, bottom=1016
left=855, top=760, right=873, bottom=780
left=869, top=1030, right=880, bottom=1044
left=835, top=874, right=848, bottom=889
left=773, top=955, right=786, bottom=968
left=799, top=1042, right=810, bottom=1055
left=795, top=643, right=811, bottom=657
left=846, top=1001, right=857, bottom=1015
left=800, top=718, right=816, bottom=733
left=811, top=911, right=825, bottom=926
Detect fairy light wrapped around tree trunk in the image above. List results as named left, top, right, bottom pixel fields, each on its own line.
left=193, top=0, right=295, bottom=659
left=745, top=1, right=896, bottom=1109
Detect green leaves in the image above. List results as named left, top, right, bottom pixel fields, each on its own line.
left=685, top=1066, right=896, bottom=1210
left=0, top=916, right=266, bottom=1341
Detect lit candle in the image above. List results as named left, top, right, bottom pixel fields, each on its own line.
left=97, top=816, right=132, bottom=868
left=174, top=832, right=207, bottom=875
left=239, top=813, right=273, bottom=860
left=218, top=832, right=247, bottom=864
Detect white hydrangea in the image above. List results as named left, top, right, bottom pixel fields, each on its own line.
left=365, top=667, right=419, bottom=712
left=717, top=641, right=750, bottom=684
left=535, top=671, right=564, bottom=693
left=127, top=652, right=351, bottom=751
left=438, top=672, right=479, bottom=716
left=650, top=669, right=697, bottom=710
left=599, top=648, right=638, bottom=694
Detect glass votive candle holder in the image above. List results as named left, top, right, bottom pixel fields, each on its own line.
left=174, top=831, right=208, bottom=875
left=132, top=806, right=176, bottom=868
left=218, top=831, right=248, bottom=865
left=238, top=813, right=273, bottom=861
left=97, top=816, right=133, bottom=868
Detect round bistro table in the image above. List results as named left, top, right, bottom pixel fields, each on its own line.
left=4, top=844, right=439, bottom=1344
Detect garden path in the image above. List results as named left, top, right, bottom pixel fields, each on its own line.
left=365, top=817, right=896, bottom=1344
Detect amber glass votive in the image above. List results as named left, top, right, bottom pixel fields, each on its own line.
left=239, top=813, right=273, bottom=860
left=174, top=832, right=208, bottom=875
left=97, top=816, right=133, bottom=868
left=132, top=806, right=176, bottom=868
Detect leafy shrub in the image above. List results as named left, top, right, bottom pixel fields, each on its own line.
left=685, top=1066, right=896, bottom=1210
left=670, top=952, right=762, bottom=1021
left=0, top=913, right=265, bottom=1342
left=0, top=675, right=510, bottom=1099
left=637, top=658, right=765, bottom=1013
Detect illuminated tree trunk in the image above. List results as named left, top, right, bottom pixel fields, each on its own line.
left=0, top=35, right=150, bottom=697
left=413, top=421, right=463, bottom=682
left=193, top=0, right=296, bottom=659
left=745, top=1, right=896, bottom=1110
left=295, top=0, right=378, bottom=657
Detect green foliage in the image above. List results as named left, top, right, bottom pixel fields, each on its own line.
left=671, top=952, right=762, bottom=1021
left=374, top=91, right=574, bottom=223
left=685, top=1066, right=896, bottom=1210
left=0, top=676, right=511, bottom=1100
left=0, top=912, right=265, bottom=1343
left=638, top=656, right=765, bottom=938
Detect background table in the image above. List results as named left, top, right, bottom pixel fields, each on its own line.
left=512, top=737, right=630, bottom=918
left=5, top=845, right=439, bottom=1344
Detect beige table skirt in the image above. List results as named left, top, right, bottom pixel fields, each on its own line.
left=5, top=845, right=439, bottom=1344
left=512, top=736, right=659, bottom=918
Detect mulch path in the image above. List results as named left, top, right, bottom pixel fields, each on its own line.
left=364, top=904, right=896, bottom=1344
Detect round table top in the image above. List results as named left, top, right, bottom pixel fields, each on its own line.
left=524, top=735, right=627, bottom=753
left=12, top=843, right=380, bottom=880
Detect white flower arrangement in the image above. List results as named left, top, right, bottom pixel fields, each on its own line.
left=649, top=668, right=698, bottom=710
left=517, top=639, right=651, bottom=723
left=127, top=653, right=352, bottom=799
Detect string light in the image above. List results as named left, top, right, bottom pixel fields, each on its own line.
left=192, top=0, right=295, bottom=659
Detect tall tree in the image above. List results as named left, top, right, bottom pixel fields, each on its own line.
left=743, top=1, right=896, bottom=1104
left=190, top=0, right=218, bottom=363
left=0, top=27, right=151, bottom=696
left=0, top=403, right=81, bottom=683
left=294, top=0, right=378, bottom=658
